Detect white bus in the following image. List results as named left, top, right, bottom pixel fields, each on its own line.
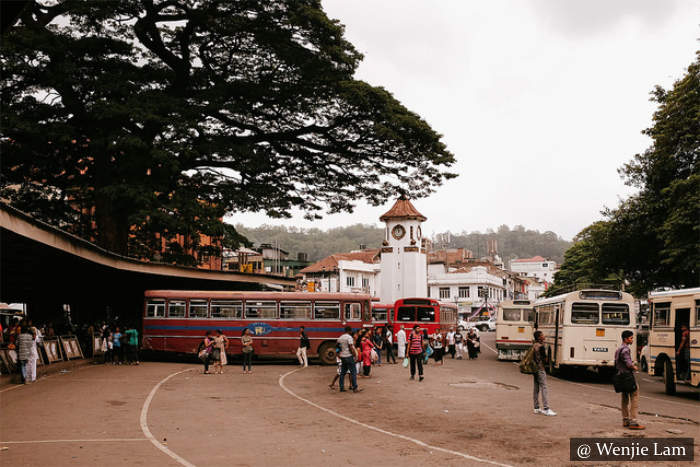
left=496, top=299, right=534, bottom=361
left=647, top=287, right=699, bottom=394
left=534, top=289, right=636, bottom=374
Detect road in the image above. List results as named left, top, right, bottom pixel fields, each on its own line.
left=0, top=335, right=697, bottom=466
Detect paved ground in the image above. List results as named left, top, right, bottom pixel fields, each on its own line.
left=0, top=334, right=697, bottom=466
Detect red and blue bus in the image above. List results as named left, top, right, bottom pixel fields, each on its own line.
left=379, top=298, right=458, bottom=338
left=142, top=290, right=374, bottom=364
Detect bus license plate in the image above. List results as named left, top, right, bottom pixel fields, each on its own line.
left=596, top=329, right=605, bottom=337
left=518, top=327, right=525, bottom=333
left=592, top=347, right=608, bottom=352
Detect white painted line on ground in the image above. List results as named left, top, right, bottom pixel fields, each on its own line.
left=481, top=340, right=698, bottom=409
left=0, top=438, right=148, bottom=444
left=140, top=368, right=196, bottom=467
left=278, top=369, right=512, bottom=467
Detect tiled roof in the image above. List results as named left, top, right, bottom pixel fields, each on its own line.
left=379, top=198, right=427, bottom=222
left=427, top=248, right=472, bottom=265
left=511, top=256, right=547, bottom=263
left=300, top=249, right=380, bottom=273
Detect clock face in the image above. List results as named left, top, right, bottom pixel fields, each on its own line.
left=391, top=224, right=406, bottom=240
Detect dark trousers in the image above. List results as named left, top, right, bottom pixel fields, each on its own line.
left=448, top=345, right=456, bottom=358
left=386, top=343, right=396, bottom=363
left=409, top=353, right=423, bottom=377
left=125, top=344, right=139, bottom=363
left=242, top=351, right=252, bottom=371
left=339, top=356, right=358, bottom=390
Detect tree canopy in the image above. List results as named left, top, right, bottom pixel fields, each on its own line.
left=549, top=52, right=699, bottom=296
left=1, top=0, right=455, bottom=262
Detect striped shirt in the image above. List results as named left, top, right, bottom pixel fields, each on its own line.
left=408, top=332, right=423, bottom=355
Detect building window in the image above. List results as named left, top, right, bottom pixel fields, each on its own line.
left=346, top=276, right=355, bottom=287
left=439, top=287, right=450, bottom=299
left=478, top=286, right=487, bottom=298
left=362, top=278, right=369, bottom=288
left=458, top=287, right=469, bottom=298
left=542, top=263, right=548, bottom=268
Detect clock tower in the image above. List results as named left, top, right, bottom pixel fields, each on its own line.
left=379, top=197, right=428, bottom=303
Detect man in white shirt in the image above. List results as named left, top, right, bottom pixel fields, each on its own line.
left=396, top=325, right=407, bottom=359
left=446, top=327, right=456, bottom=359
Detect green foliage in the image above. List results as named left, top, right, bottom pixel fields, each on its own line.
left=552, top=52, right=699, bottom=295
left=1, top=0, right=455, bottom=262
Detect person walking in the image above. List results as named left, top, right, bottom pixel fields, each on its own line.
left=372, top=327, right=383, bottom=366
left=384, top=326, right=397, bottom=364
left=432, top=330, right=445, bottom=365
left=17, top=325, right=34, bottom=384
left=337, top=326, right=362, bottom=393
left=676, top=324, right=690, bottom=380
left=26, top=322, right=39, bottom=383
left=213, top=330, right=228, bottom=374
left=241, top=328, right=254, bottom=374
left=466, top=328, right=480, bottom=360
left=296, top=326, right=310, bottom=367
left=532, top=331, right=556, bottom=416
left=615, top=330, right=644, bottom=429
left=396, top=325, right=407, bottom=360
left=198, top=331, right=215, bottom=374
left=408, top=325, right=425, bottom=381
left=454, top=327, right=464, bottom=359
left=446, top=327, right=456, bottom=359
left=112, top=327, right=123, bottom=365
left=360, top=330, right=376, bottom=377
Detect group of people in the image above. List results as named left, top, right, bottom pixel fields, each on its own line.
left=98, top=323, right=140, bottom=365
left=198, top=329, right=232, bottom=374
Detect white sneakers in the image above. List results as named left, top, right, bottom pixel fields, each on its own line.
left=534, top=408, right=557, bottom=416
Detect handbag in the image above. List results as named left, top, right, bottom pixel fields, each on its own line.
left=370, top=348, right=378, bottom=363
left=402, top=357, right=409, bottom=368
left=613, top=372, right=637, bottom=393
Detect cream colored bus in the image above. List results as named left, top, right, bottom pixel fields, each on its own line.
left=647, top=287, right=699, bottom=395
left=534, top=289, right=636, bottom=374
left=496, top=299, right=534, bottom=360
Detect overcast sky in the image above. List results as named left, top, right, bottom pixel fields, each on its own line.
left=229, top=0, right=698, bottom=241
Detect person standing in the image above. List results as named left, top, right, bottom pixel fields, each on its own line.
left=17, top=325, right=34, bottom=384
left=384, top=326, right=397, bottom=364
left=446, top=327, right=456, bottom=359
left=615, top=330, right=644, bottom=429
left=408, top=325, right=425, bottom=381
left=213, top=330, right=228, bottom=374
left=432, top=330, right=444, bottom=365
left=532, top=331, right=556, bottom=416
left=360, top=330, right=376, bottom=377
left=372, top=327, right=383, bottom=366
left=26, top=321, right=39, bottom=383
left=296, top=326, right=310, bottom=367
left=241, top=328, right=254, bottom=374
left=112, top=327, right=123, bottom=365
left=454, top=327, right=464, bottom=359
left=396, top=325, right=407, bottom=360
left=466, top=328, right=480, bottom=360
left=124, top=325, right=139, bottom=365
left=676, top=324, right=690, bottom=380
left=199, top=331, right=215, bottom=374
left=337, top=326, right=362, bottom=393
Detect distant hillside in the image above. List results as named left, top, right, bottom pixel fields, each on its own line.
left=234, top=223, right=571, bottom=265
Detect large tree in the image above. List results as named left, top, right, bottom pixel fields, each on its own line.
left=550, top=52, right=699, bottom=296
left=1, top=0, right=455, bottom=260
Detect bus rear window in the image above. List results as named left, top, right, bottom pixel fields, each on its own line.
left=211, top=300, right=242, bottom=319
left=315, top=302, right=340, bottom=320
left=571, top=303, right=599, bottom=324
left=524, top=309, right=535, bottom=322
left=372, top=308, right=388, bottom=322
left=397, top=306, right=414, bottom=321
left=653, top=302, right=670, bottom=327
left=503, top=309, right=521, bottom=321
left=417, top=306, right=435, bottom=322
left=245, top=301, right=278, bottom=319
left=168, top=300, right=186, bottom=318
left=602, top=304, right=630, bottom=325
left=146, top=299, right=165, bottom=317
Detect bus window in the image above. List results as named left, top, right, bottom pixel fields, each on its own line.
left=146, top=299, right=165, bottom=317
left=417, top=306, right=435, bottom=322
left=602, top=303, right=630, bottom=325
left=315, top=301, right=340, bottom=320
left=189, top=299, right=209, bottom=318
left=571, top=303, right=599, bottom=324
left=280, top=301, right=312, bottom=320
left=372, top=308, right=388, bottom=322
left=524, top=309, right=535, bottom=322
left=397, top=306, right=415, bottom=321
left=344, top=303, right=361, bottom=320
left=696, top=300, right=700, bottom=326
left=211, top=300, right=242, bottom=319
left=168, top=299, right=186, bottom=318
left=245, top=301, right=278, bottom=319
left=653, top=302, right=670, bottom=326
left=503, top=309, right=521, bottom=321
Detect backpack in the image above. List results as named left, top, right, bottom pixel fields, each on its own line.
left=519, top=346, right=538, bottom=374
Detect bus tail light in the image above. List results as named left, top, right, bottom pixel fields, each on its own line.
left=570, top=347, right=575, bottom=358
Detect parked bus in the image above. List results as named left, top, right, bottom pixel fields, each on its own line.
left=496, top=299, right=534, bottom=361
left=533, top=289, right=636, bottom=374
left=391, top=298, right=458, bottom=338
left=142, top=290, right=374, bottom=365
left=647, top=287, right=699, bottom=395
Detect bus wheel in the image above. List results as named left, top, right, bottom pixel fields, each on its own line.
left=317, top=342, right=336, bottom=366
left=663, top=359, right=676, bottom=395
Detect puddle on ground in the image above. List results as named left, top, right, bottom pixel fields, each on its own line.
left=449, top=380, right=519, bottom=391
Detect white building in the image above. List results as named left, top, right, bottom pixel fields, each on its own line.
left=378, top=198, right=428, bottom=303
left=299, top=249, right=381, bottom=296
left=509, top=256, right=557, bottom=283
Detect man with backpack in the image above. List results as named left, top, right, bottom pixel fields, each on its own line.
left=614, top=330, right=645, bottom=430
left=530, top=331, right=556, bottom=416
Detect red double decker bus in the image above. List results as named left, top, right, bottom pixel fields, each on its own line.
left=142, top=290, right=374, bottom=364
left=376, top=298, right=458, bottom=337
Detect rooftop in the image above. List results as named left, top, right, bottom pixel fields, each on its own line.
left=379, top=198, right=427, bottom=222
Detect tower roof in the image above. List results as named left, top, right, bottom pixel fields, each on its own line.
left=379, top=198, right=427, bottom=222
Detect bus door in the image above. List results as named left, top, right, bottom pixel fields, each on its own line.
left=674, top=308, right=690, bottom=379
left=552, top=304, right=560, bottom=368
